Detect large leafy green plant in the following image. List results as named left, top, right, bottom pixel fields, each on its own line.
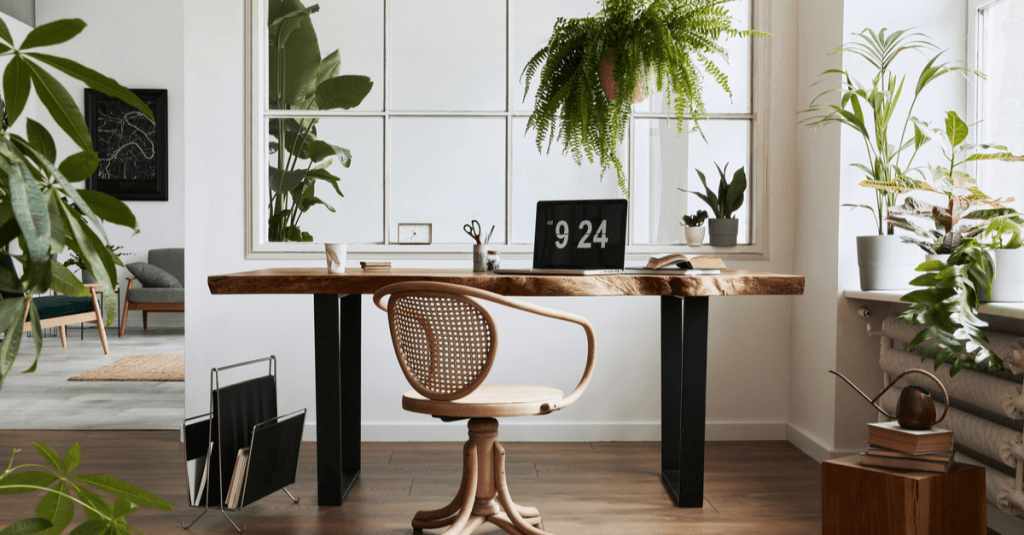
left=804, top=29, right=980, bottom=235
left=1, top=442, right=172, bottom=534
left=522, top=0, right=762, bottom=195
left=0, top=18, right=149, bottom=391
left=899, top=244, right=997, bottom=376
left=267, top=0, right=373, bottom=242
left=876, top=111, right=1023, bottom=253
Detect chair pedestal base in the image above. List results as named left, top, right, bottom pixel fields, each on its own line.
left=413, top=418, right=553, bottom=535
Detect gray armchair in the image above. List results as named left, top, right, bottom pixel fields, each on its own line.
left=120, top=248, right=184, bottom=336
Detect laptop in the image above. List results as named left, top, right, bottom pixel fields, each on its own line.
left=495, top=199, right=627, bottom=275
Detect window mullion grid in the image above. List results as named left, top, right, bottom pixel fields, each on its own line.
left=250, top=0, right=763, bottom=257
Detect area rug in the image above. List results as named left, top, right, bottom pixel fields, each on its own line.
left=68, top=353, right=184, bottom=382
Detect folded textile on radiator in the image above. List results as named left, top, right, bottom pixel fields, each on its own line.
left=880, top=346, right=1024, bottom=419
left=882, top=314, right=1024, bottom=373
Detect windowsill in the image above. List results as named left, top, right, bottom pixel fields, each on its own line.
left=844, top=290, right=1024, bottom=321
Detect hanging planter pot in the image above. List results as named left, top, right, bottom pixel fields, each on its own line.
left=990, top=248, right=1024, bottom=302
left=598, top=51, right=647, bottom=103
left=856, top=235, right=919, bottom=290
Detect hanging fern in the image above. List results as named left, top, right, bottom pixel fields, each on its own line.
left=522, top=0, right=765, bottom=195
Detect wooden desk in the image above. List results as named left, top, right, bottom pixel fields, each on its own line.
left=208, top=268, right=804, bottom=506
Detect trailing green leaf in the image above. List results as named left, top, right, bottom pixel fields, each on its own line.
left=899, top=244, right=998, bottom=376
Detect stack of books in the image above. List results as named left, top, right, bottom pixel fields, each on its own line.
left=860, top=421, right=954, bottom=473
left=360, top=261, right=391, bottom=272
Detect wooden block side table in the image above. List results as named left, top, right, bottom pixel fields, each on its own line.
left=823, top=455, right=985, bottom=535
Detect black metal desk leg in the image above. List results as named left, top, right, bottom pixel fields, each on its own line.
left=661, top=295, right=709, bottom=507
left=313, top=293, right=361, bottom=506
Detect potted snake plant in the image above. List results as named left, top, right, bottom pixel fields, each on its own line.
left=680, top=163, right=746, bottom=246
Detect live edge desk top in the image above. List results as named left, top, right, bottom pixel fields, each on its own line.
left=207, top=268, right=805, bottom=297
left=206, top=268, right=804, bottom=508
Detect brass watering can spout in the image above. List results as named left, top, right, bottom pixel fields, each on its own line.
left=829, top=368, right=949, bottom=430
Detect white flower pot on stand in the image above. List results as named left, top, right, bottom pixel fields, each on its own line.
left=856, top=235, right=919, bottom=290
left=990, top=248, right=1024, bottom=302
left=684, top=226, right=705, bottom=246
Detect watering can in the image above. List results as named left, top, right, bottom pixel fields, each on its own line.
left=829, top=368, right=948, bottom=430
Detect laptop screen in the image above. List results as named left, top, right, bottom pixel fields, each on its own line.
left=532, top=199, right=628, bottom=270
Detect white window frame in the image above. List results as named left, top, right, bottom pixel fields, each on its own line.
left=967, top=0, right=1005, bottom=185
left=244, top=0, right=772, bottom=261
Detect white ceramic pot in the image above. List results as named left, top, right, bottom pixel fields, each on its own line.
left=325, top=243, right=347, bottom=273
left=684, top=226, right=705, bottom=246
left=855, top=235, right=919, bottom=290
left=925, top=254, right=950, bottom=264
left=990, top=248, right=1024, bottom=302
left=708, top=218, right=739, bottom=246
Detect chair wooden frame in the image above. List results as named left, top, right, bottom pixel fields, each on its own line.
left=3, top=284, right=109, bottom=354
left=373, top=281, right=596, bottom=535
left=119, top=276, right=184, bottom=337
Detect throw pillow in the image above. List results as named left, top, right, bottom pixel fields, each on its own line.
left=127, top=262, right=182, bottom=288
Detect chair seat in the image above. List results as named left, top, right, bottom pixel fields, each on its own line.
left=33, top=295, right=95, bottom=320
left=127, top=287, right=184, bottom=303
left=403, top=385, right=564, bottom=418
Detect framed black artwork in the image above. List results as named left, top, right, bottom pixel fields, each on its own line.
left=85, top=89, right=168, bottom=201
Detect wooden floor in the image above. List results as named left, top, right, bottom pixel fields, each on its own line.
left=0, top=431, right=822, bottom=534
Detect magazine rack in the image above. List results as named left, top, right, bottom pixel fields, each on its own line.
left=182, top=356, right=306, bottom=532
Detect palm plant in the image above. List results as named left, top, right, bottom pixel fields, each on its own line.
left=0, top=18, right=149, bottom=391
left=875, top=111, right=1023, bottom=253
left=522, top=0, right=763, bottom=195
left=267, top=0, right=373, bottom=242
left=804, top=28, right=980, bottom=235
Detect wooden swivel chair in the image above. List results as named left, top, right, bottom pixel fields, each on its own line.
left=373, top=282, right=596, bottom=535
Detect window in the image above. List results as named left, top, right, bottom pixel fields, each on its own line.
left=969, top=0, right=1024, bottom=212
left=245, top=0, right=769, bottom=259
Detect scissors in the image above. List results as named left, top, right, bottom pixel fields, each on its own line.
left=463, top=220, right=482, bottom=244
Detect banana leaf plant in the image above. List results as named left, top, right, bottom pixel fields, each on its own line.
left=803, top=29, right=981, bottom=235
left=1, top=442, right=173, bottom=534
left=267, top=0, right=373, bottom=242
left=869, top=111, right=1024, bottom=253
left=0, top=18, right=151, bottom=392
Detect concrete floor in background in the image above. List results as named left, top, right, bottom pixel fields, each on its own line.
left=0, top=324, right=184, bottom=430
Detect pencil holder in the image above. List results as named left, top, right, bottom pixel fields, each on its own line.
left=473, top=244, right=487, bottom=272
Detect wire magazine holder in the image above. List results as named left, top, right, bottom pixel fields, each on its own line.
left=182, top=356, right=306, bottom=532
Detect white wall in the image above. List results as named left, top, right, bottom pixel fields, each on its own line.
left=183, top=1, right=801, bottom=442
left=35, top=0, right=184, bottom=326
left=788, top=0, right=971, bottom=461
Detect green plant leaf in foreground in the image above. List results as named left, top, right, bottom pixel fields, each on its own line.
left=71, top=475, right=174, bottom=510
left=20, top=19, right=86, bottom=50
left=0, top=518, right=52, bottom=535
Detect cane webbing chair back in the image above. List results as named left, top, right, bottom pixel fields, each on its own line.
left=387, top=290, right=498, bottom=401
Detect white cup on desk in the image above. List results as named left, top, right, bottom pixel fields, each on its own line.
left=325, top=243, right=348, bottom=273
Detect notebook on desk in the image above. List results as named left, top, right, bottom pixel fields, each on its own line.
left=495, top=199, right=627, bottom=275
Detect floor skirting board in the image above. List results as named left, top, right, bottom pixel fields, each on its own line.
left=786, top=423, right=832, bottom=462
left=297, top=421, right=788, bottom=442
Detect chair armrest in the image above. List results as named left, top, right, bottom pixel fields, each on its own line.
left=373, top=281, right=597, bottom=412
left=124, top=277, right=136, bottom=293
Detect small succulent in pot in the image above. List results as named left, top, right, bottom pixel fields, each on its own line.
left=681, top=210, right=708, bottom=228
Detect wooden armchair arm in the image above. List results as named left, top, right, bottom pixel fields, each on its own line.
left=373, top=281, right=596, bottom=412
left=124, top=277, right=136, bottom=293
